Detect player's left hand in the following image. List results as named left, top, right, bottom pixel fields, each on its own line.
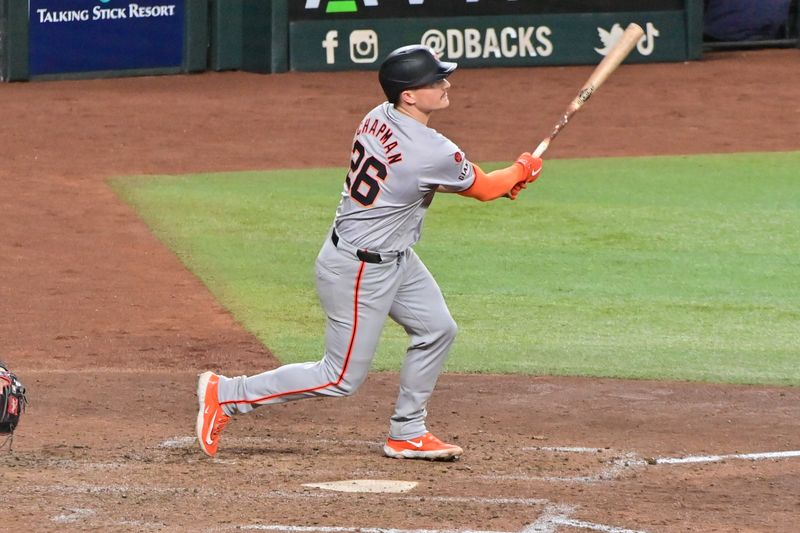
left=507, top=181, right=527, bottom=200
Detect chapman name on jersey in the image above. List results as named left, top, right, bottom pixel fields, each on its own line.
left=354, top=116, right=403, bottom=165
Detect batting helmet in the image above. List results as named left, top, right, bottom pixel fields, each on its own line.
left=378, top=45, right=457, bottom=104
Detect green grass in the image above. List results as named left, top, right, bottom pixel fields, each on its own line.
left=111, top=152, right=800, bottom=385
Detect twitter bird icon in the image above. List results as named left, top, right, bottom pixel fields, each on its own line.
left=594, top=23, right=624, bottom=55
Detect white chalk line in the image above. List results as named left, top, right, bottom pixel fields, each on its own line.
left=523, top=446, right=608, bottom=453
left=231, top=522, right=647, bottom=533
left=521, top=504, right=573, bottom=533
left=42, top=498, right=649, bottom=533
left=43, top=458, right=127, bottom=470
left=26, top=482, right=547, bottom=508
left=50, top=507, right=165, bottom=529
left=524, top=445, right=800, bottom=471
left=235, top=526, right=510, bottom=533
left=476, top=453, right=644, bottom=485
left=230, top=518, right=647, bottom=533
left=522, top=503, right=649, bottom=533
left=399, top=495, right=548, bottom=507
left=31, top=482, right=217, bottom=497
left=113, top=519, right=166, bottom=529
left=268, top=491, right=550, bottom=507
left=254, top=491, right=550, bottom=508
left=547, top=518, right=648, bottom=533
left=160, top=435, right=381, bottom=449
left=479, top=448, right=645, bottom=484
left=51, top=508, right=96, bottom=524
left=654, top=449, right=800, bottom=465
left=227, top=504, right=648, bottom=533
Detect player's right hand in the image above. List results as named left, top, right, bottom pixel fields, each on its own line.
left=515, top=153, right=543, bottom=183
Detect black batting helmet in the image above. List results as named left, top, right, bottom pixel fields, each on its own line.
left=378, top=45, right=457, bottom=104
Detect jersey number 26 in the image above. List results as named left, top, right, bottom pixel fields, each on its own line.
left=346, top=140, right=387, bottom=207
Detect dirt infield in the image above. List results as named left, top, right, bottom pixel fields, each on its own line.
left=1, top=49, right=799, bottom=532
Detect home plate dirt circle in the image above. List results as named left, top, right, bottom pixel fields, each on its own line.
left=303, top=480, right=419, bottom=493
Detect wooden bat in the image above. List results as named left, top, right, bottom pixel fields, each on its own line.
left=532, top=23, right=644, bottom=158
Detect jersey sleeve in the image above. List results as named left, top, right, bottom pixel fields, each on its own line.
left=417, top=135, right=476, bottom=192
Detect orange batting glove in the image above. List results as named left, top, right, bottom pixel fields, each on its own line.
left=505, top=153, right=543, bottom=199
left=515, top=152, right=544, bottom=183
left=508, top=181, right=527, bottom=200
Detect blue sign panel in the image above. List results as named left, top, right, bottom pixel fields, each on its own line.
left=29, top=0, right=184, bottom=75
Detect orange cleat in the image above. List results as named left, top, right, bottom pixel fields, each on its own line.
left=196, top=371, right=230, bottom=457
left=383, top=432, right=463, bottom=461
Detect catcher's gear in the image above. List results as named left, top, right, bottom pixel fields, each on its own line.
left=379, top=45, right=457, bottom=104
left=0, top=361, right=27, bottom=439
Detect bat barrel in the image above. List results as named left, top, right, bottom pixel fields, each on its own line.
left=587, top=23, right=644, bottom=90
left=531, top=23, right=643, bottom=158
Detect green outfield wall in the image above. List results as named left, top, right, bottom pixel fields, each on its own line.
left=1, top=0, right=29, bottom=81
left=289, top=0, right=704, bottom=71
left=208, top=0, right=288, bottom=73
left=2, top=0, right=706, bottom=82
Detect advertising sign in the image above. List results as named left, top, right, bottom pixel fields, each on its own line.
left=291, top=0, right=685, bottom=19
left=28, top=0, right=184, bottom=76
left=291, top=12, right=684, bottom=71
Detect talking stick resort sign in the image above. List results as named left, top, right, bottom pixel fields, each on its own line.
left=28, top=0, right=184, bottom=76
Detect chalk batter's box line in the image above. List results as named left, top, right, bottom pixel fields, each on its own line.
left=525, top=445, right=800, bottom=465
left=162, top=436, right=800, bottom=468
left=41, top=485, right=638, bottom=532
left=219, top=501, right=650, bottom=533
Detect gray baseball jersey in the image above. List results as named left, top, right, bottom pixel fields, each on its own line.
left=216, top=102, right=473, bottom=440
left=336, top=102, right=475, bottom=252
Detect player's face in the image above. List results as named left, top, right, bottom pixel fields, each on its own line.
left=410, top=78, right=451, bottom=113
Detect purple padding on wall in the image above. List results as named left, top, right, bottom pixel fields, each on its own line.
left=704, top=0, right=792, bottom=41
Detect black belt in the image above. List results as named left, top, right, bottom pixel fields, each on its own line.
left=331, top=228, right=385, bottom=264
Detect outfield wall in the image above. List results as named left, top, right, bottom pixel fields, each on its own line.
left=0, top=0, right=718, bottom=82
left=1, top=0, right=208, bottom=80
left=290, top=0, right=703, bottom=71
left=0, top=0, right=288, bottom=81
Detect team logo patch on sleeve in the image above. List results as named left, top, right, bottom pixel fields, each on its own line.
left=454, top=152, right=463, bottom=163
left=458, top=160, right=471, bottom=181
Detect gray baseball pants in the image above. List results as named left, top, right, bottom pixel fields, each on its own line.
left=216, top=232, right=457, bottom=440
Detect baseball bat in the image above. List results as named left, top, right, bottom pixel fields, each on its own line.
left=532, top=23, right=644, bottom=158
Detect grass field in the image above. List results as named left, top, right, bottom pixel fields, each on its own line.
left=112, top=152, right=800, bottom=385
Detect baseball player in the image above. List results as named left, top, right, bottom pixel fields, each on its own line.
left=197, top=45, right=543, bottom=460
